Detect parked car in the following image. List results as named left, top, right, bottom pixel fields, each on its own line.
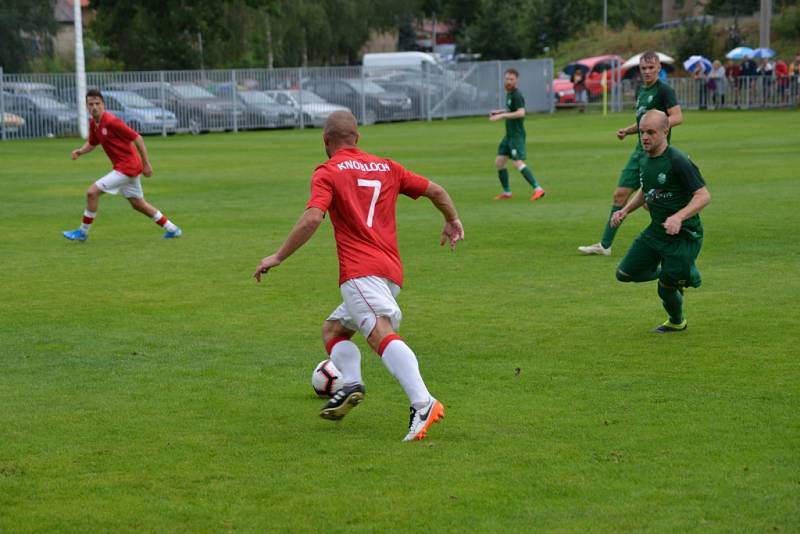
left=302, top=78, right=412, bottom=124
left=3, top=92, right=77, bottom=136
left=265, top=90, right=351, bottom=127
left=2, top=82, right=59, bottom=98
left=1, top=111, right=25, bottom=136
left=552, top=55, right=625, bottom=107
left=368, top=75, right=443, bottom=117
left=101, top=90, right=178, bottom=135
left=208, top=85, right=297, bottom=129
left=121, top=82, right=243, bottom=133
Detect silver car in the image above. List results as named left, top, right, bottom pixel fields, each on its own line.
left=266, top=90, right=351, bottom=127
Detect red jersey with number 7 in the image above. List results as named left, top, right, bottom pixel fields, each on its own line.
left=88, top=112, right=143, bottom=177
left=306, top=146, right=430, bottom=287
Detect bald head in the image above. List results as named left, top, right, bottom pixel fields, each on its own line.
left=641, top=109, right=669, bottom=131
left=639, top=110, right=670, bottom=156
left=322, top=111, right=359, bottom=157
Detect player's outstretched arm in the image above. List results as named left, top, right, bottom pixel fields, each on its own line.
left=422, top=182, right=464, bottom=250
left=253, top=208, right=324, bottom=282
left=611, top=189, right=645, bottom=227
left=666, top=105, right=683, bottom=128
left=71, top=142, right=95, bottom=160
left=663, top=186, right=710, bottom=235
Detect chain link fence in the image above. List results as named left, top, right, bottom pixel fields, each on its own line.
left=0, top=59, right=554, bottom=141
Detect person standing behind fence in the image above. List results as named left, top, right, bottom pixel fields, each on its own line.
left=571, top=68, right=588, bottom=113
left=790, top=54, right=800, bottom=98
left=725, top=59, right=742, bottom=107
left=740, top=55, right=758, bottom=106
left=63, top=90, right=182, bottom=242
left=709, top=60, right=727, bottom=109
left=693, top=62, right=708, bottom=110
left=489, top=68, right=546, bottom=201
left=578, top=51, right=682, bottom=257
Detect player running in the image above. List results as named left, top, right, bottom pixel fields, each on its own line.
left=611, top=110, right=710, bottom=332
left=579, top=51, right=682, bottom=256
left=490, top=68, right=546, bottom=201
left=253, top=111, right=464, bottom=442
left=62, top=89, right=181, bottom=242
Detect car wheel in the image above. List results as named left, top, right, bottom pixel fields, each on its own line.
left=189, top=118, right=201, bottom=136
left=363, top=109, right=377, bottom=125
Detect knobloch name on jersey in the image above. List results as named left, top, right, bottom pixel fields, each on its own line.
left=336, top=160, right=391, bottom=172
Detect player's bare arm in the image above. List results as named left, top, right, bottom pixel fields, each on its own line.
left=616, top=123, right=638, bottom=140
left=666, top=105, right=683, bottom=128
left=132, top=135, right=153, bottom=177
left=611, top=188, right=645, bottom=227
left=421, top=182, right=464, bottom=250
left=253, top=207, right=324, bottom=281
left=663, top=186, right=711, bottom=235
left=71, top=142, right=96, bottom=160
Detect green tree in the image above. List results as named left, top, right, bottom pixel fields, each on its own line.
left=0, top=0, right=57, bottom=73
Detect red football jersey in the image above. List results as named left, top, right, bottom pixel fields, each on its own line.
left=306, top=147, right=430, bottom=287
left=88, top=112, right=143, bottom=177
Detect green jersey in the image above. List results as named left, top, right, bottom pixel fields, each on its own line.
left=505, top=90, right=525, bottom=138
left=634, top=80, right=678, bottom=147
left=640, top=146, right=705, bottom=240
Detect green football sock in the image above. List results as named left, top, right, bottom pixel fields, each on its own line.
left=601, top=206, right=623, bottom=249
left=519, top=166, right=539, bottom=189
left=498, top=169, right=510, bottom=193
left=658, top=283, right=684, bottom=324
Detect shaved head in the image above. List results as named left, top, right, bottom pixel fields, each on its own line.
left=323, top=111, right=359, bottom=157
left=324, top=111, right=359, bottom=143
left=641, top=109, right=669, bottom=131
left=639, top=110, right=670, bottom=156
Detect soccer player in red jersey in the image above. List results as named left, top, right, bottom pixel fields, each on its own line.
left=253, top=111, right=464, bottom=442
left=62, top=89, right=181, bottom=241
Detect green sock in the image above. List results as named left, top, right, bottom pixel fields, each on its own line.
left=658, top=283, right=684, bottom=324
left=498, top=169, right=510, bottom=193
left=519, top=166, right=539, bottom=189
left=601, top=206, right=623, bottom=249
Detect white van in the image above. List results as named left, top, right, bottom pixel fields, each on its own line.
left=362, top=52, right=444, bottom=74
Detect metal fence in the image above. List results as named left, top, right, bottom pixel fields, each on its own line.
left=0, top=59, right=554, bottom=141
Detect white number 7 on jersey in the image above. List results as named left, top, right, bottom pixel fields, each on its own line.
left=357, top=178, right=382, bottom=227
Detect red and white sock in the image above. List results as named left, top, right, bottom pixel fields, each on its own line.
left=151, top=210, right=178, bottom=232
left=327, top=337, right=362, bottom=386
left=79, top=209, right=96, bottom=234
left=379, top=335, right=431, bottom=409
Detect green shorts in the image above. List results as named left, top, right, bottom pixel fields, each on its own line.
left=618, top=146, right=646, bottom=189
left=498, top=136, right=527, bottom=161
left=618, top=230, right=703, bottom=288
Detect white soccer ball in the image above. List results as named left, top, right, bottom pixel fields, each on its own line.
left=312, top=359, right=343, bottom=397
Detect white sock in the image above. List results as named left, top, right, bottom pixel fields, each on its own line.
left=80, top=209, right=96, bottom=234
left=152, top=210, right=178, bottom=232
left=329, top=339, right=362, bottom=386
left=380, top=338, right=430, bottom=408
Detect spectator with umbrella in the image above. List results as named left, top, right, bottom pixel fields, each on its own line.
left=684, top=56, right=712, bottom=109
left=740, top=55, right=758, bottom=106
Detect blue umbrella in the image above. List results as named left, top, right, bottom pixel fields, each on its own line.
left=726, top=46, right=754, bottom=60
left=683, top=55, right=713, bottom=74
left=752, top=47, right=776, bottom=59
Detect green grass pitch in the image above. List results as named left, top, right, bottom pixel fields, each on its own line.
left=1, top=109, right=798, bottom=531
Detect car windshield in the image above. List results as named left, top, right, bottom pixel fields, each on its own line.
left=172, top=85, right=215, bottom=99
left=29, top=95, right=70, bottom=110
left=344, top=80, right=386, bottom=94
left=239, top=91, right=276, bottom=105
left=112, top=92, right=156, bottom=108
left=296, top=91, right=326, bottom=103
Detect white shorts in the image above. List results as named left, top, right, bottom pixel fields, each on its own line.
left=327, top=276, right=402, bottom=338
left=95, top=170, right=144, bottom=198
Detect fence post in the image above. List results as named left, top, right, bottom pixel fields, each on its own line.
left=160, top=71, right=166, bottom=137
left=231, top=69, right=238, bottom=133
left=0, top=66, right=5, bottom=141
left=424, top=61, right=431, bottom=122
left=360, top=66, right=367, bottom=125
left=298, top=67, right=304, bottom=129
left=497, top=60, right=504, bottom=112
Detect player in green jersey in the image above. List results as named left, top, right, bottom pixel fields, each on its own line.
left=490, top=68, right=546, bottom=201
left=579, top=51, right=683, bottom=256
left=610, top=110, right=711, bottom=333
